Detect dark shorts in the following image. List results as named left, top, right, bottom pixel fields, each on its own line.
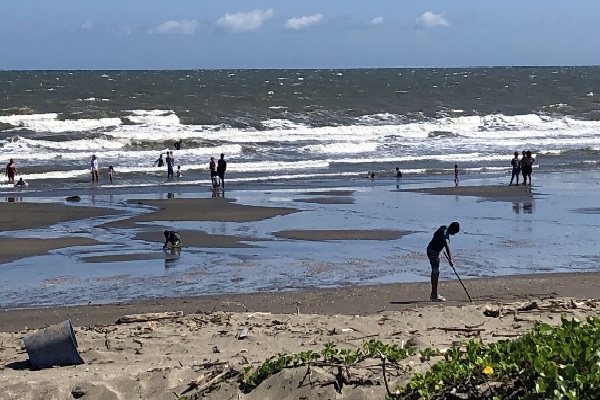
left=217, top=171, right=225, bottom=179
left=426, top=247, right=440, bottom=274
left=511, top=168, right=520, bottom=176
left=522, top=166, right=532, bottom=176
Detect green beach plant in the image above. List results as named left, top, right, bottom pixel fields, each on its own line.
left=394, top=315, right=600, bottom=399
left=182, top=315, right=600, bottom=399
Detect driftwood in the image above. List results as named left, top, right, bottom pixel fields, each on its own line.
left=347, top=333, right=380, bottom=341
left=492, top=331, right=526, bottom=338
left=181, top=365, right=232, bottom=395
left=116, top=311, right=183, bottom=324
left=517, top=301, right=538, bottom=312
left=428, top=327, right=485, bottom=333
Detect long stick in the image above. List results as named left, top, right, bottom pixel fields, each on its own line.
left=443, top=252, right=473, bottom=303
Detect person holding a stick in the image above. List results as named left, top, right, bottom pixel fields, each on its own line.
left=426, top=221, right=460, bottom=302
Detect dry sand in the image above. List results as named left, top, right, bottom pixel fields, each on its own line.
left=1, top=284, right=598, bottom=400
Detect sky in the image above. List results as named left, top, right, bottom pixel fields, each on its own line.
left=1, top=0, right=599, bottom=70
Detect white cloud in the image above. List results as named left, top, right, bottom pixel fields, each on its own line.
left=371, top=17, right=384, bottom=25
left=81, top=20, right=94, bottom=29
left=285, top=14, right=324, bottom=31
left=151, top=19, right=198, bottom=35
left=415, top=11, right=449, bottom=28
left=216, top=8, right=274, bottom=33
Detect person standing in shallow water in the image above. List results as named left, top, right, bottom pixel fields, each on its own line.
left=5, top=158, right=17, bottom=184
left=90, top=154, right=99, bottom=182
left=153, top=153, right=164, bottom=168
left=426, top=222, right=460, bottom=302
left=166, top=151, right=174, bottom=178
left=509, top=151, right=520, bottom=185
left=217, top=153, right=227, bottom=189
left=521, top=150, right=535, bottom=186
left=454, top=164, right=459, bottom=184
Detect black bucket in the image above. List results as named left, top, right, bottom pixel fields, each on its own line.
left=23, top=320, right=84, bottom=368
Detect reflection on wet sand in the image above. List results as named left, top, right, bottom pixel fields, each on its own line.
left=164, top=247, right=181, bottom=268
left=512, top=200, right=535, bottom=214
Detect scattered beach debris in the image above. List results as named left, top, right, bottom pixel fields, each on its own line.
left=237, top=326, right=249, bottom=340
left=115, top=311, right=183, bottom=324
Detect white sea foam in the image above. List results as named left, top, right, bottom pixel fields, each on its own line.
left=302, top=142, right=378, bottom=154
left=3, top=109, right=600, bottom=188
left=123, top=109, right=180, bottom=125
left=0, top=113, right=122, bottom=133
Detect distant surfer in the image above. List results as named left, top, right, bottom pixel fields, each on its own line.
left=174, top=140, right=182, bottom=150
left=163, top=230, right=182, bottom=249
left=395, top=167, right=402, bottom=178
left=153, top=153, right=165, bottom=168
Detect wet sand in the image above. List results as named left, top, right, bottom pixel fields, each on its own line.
left=0, top=202, right=117, bottom=264
left=0, top=202, right=120, bottom=231
left=2, top=271, right=599, bottom=332
left=105, top=197, right=298, bottom=229
left=399, top=184, right=535, bottom=199
left=273, top=229, right=411, bottom=241
left=0, top=237, right=100, bottom=265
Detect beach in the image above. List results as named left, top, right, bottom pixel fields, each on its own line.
left=1, top=171, right=600, bottom=398
left=1, top=278, right=599, bottom=400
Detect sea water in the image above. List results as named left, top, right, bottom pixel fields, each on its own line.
left=1, top=68, right=600, bottom=307
left=0, top=67, right=599, bottom=192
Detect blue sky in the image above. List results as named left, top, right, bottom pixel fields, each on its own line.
left=1, top=1, right=599, bottom=70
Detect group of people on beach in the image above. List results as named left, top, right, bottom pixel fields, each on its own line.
left=153, top=151, right=181, bottom=179
left=509, top=150, right=536, bottom=186
left=90, top=154, right=116, bottom=183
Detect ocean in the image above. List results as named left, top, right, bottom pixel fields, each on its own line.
left=2, top=68, right=600, bottom=308
left=1, top=67, right=600, bottom=192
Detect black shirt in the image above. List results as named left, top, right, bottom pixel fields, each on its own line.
left=217, top=159, right=227, bottom=173
left=427, top=225, right=449, bottom=253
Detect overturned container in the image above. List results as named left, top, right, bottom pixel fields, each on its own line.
left=23, top=319, right=84, bottom=368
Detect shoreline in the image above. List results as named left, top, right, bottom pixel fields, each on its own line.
left=1, top=270, right=598, bottom=332
left=2, top=177, right=600, bottom=314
